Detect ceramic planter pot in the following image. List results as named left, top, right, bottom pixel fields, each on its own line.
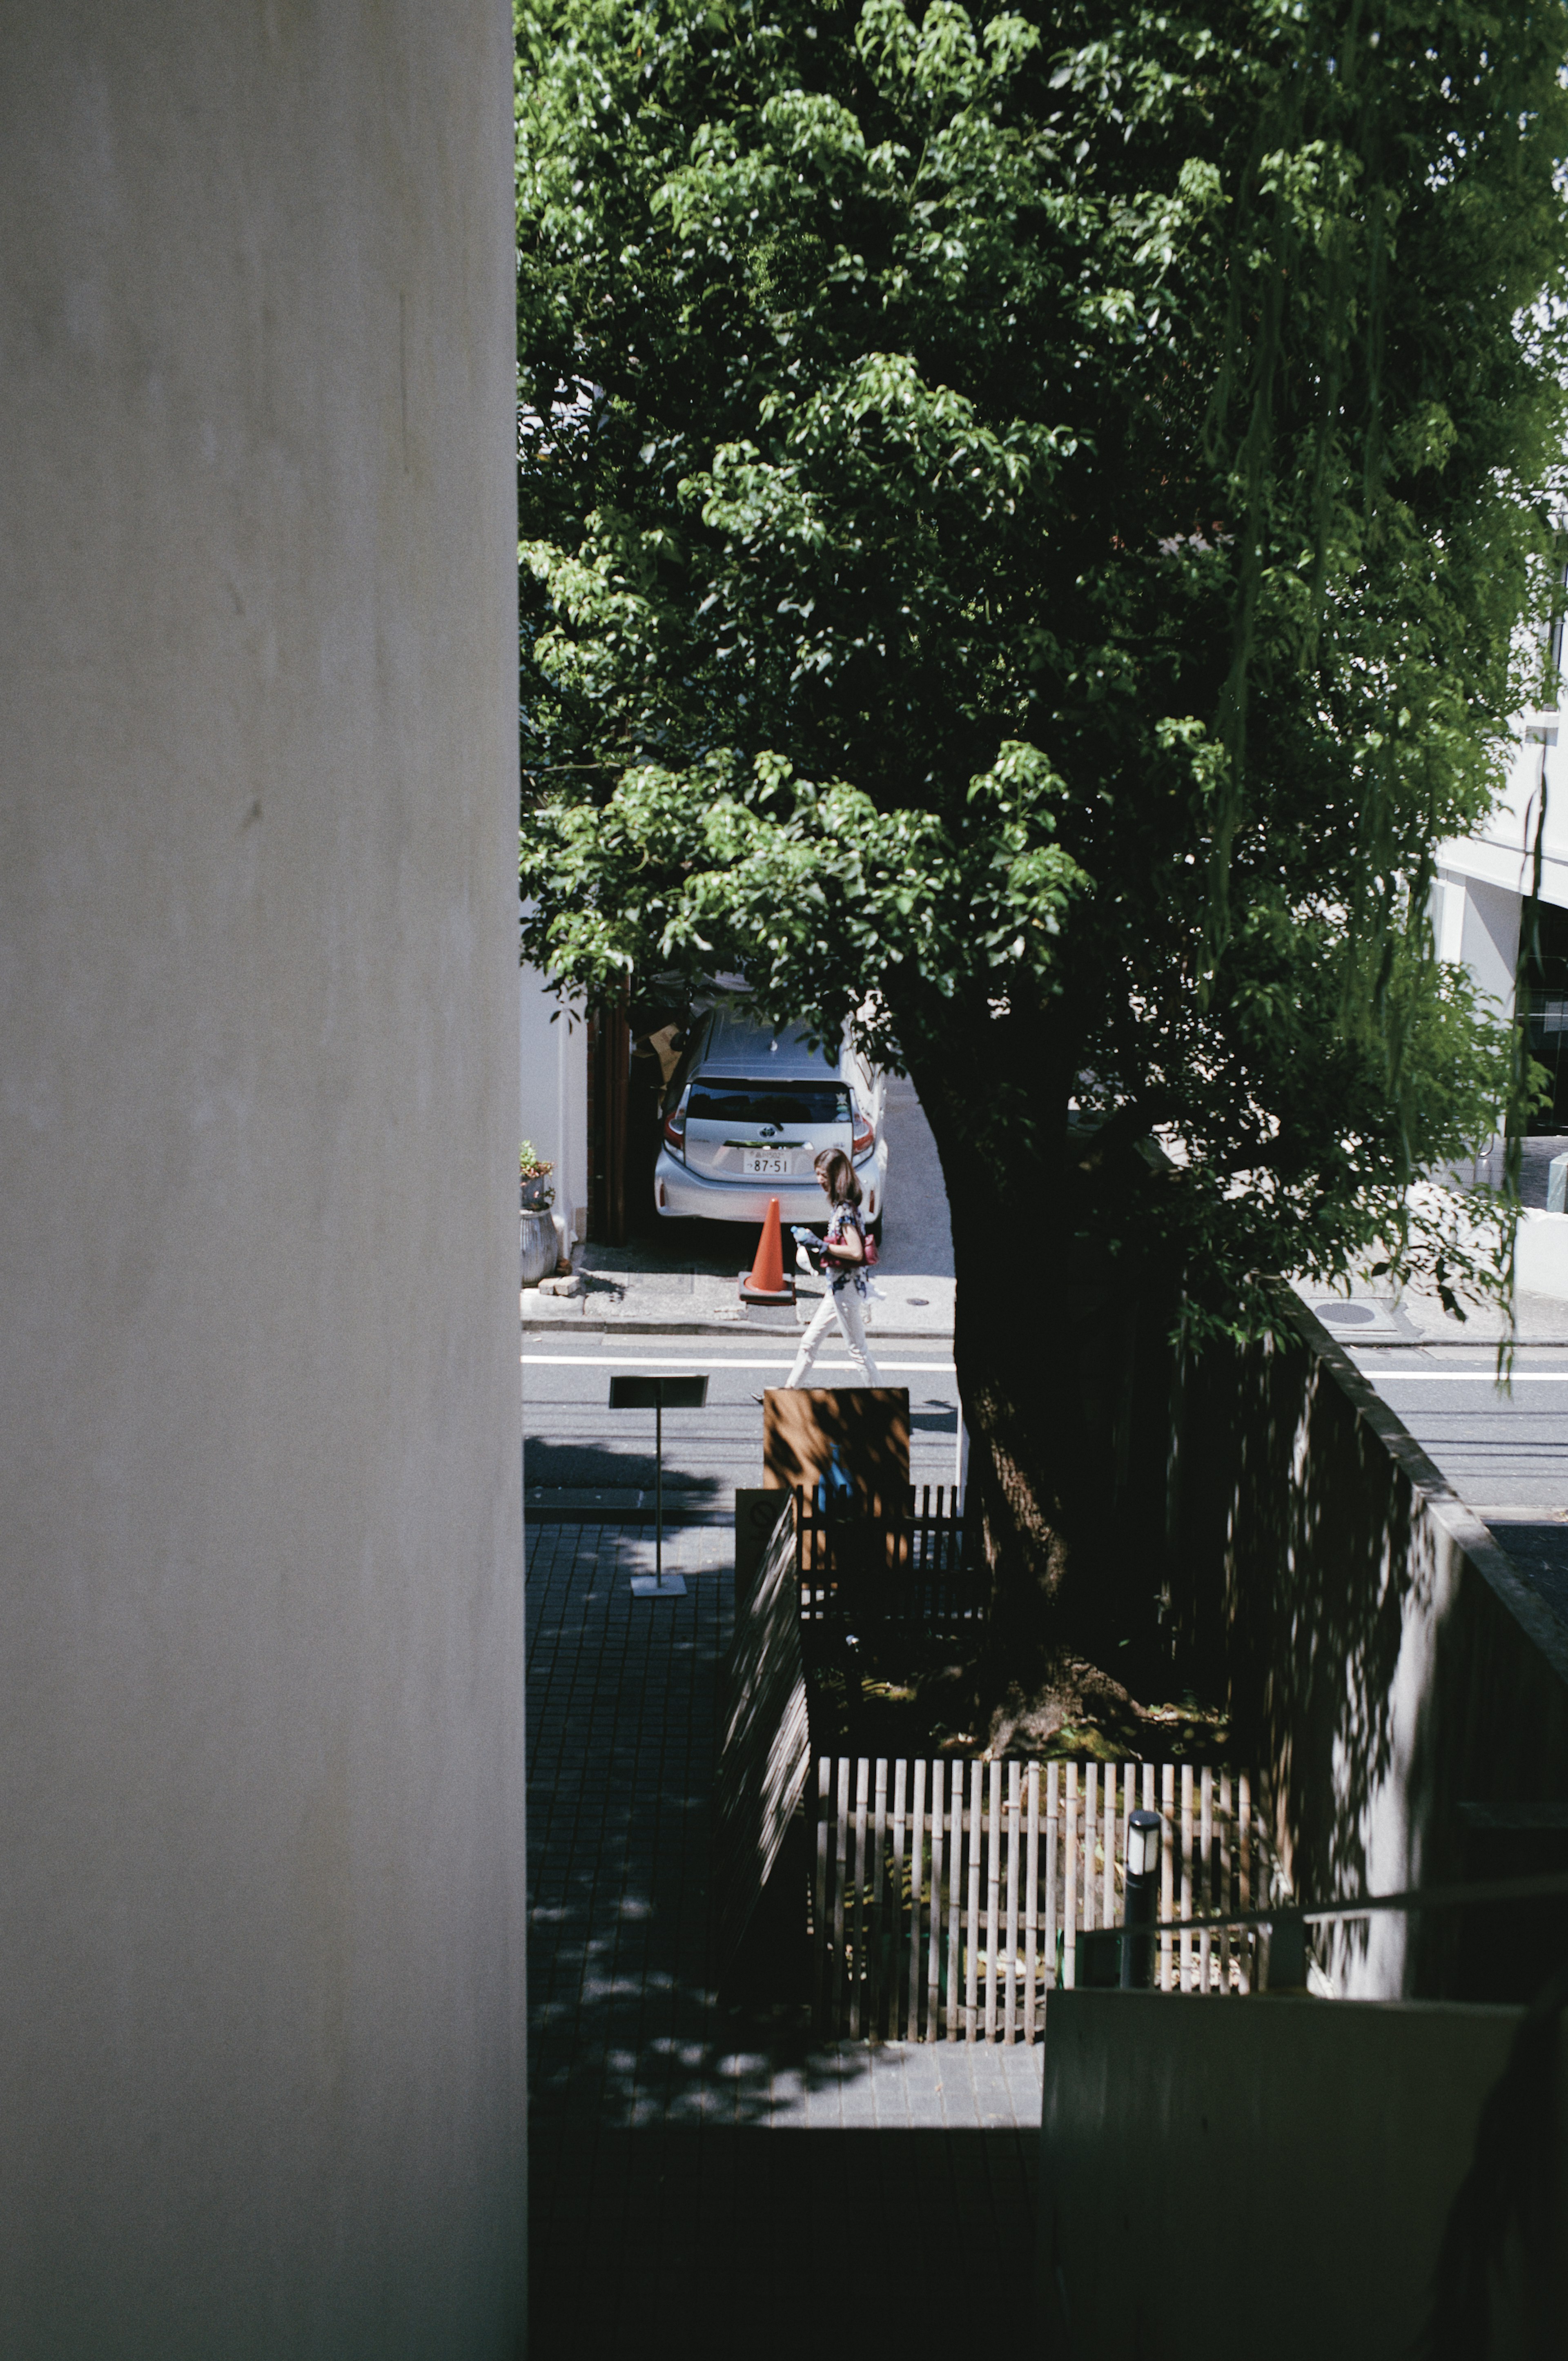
left=520, top=1210, right=557, bottom=1285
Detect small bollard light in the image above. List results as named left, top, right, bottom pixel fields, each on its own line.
left=1121, top=1808, right=1163, bottom=1989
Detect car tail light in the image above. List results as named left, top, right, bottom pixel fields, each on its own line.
left=852, top=1109, right=875, bottom=1159
left=663, top=1091, right=688, bottom=1155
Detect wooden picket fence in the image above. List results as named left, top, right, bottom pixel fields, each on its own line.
left=810, top=1755, right=1276, bottom=2043
left=795, top=1484, right=987, bottom=1637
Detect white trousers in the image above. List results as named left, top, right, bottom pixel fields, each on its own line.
left=785, top=1283, right=882, bottom=1388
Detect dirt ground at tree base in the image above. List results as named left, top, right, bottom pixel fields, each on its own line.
left=806, top=1635, right=1230, bottom=1765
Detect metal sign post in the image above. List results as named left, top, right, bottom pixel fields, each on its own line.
left=608, top=1373, right=709, bottom=1596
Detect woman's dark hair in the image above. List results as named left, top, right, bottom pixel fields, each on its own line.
left=814, top=1147, right=861, bottom=1207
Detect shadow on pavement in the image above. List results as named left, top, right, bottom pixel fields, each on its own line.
left=522, top=1435, right=727, bottom=1500
left=529, top=2125, right=1039, bottom=2356
left=525, top=1518, right=1038, bottom=2353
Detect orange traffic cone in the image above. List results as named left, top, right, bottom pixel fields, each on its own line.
left=739, top=1195, right=795, bottom=1305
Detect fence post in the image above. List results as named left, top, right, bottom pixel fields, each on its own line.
left=1025, top=1763, right=1041, bottom=2040
left=1247, top=1775, right=1256, bottom=1993
left=1045, top=1762, right=1060, bottom=1992
left=832, top=1757, right=850, bottom=2033
left=928, top=1759, right=945, bottom=2039
left=1199, top=1767, right=1214, bottom=1997
left=1102, top=1769, right=1116, bottom=1932
left=1064, top=1762, right=1078, bottom=1989
left=1180, top=1764, right=1194, bottom=1993
left=849, top=1758, right=869, bottom=2039
left=813, top=1757, right=830, bottom=2031
left=965, top=1761, right=983, bottom=2039
left=890, top=1758, right=907, bottom=2041
left=1120, top=1764, right=1136, bottom=1935
left=984, top=1759, right=1002, bottom=2042
left=1160, top=1764, right=1176, bottom=1991
left=945, top=1760, right=963, bottom=2039
left=1004, top=1761, right=1021, bottom=2045
left=907, top=1757, right=926, bottom=2041
left=1218, top=1770, right=1232, bottom=1996
left=869, top=1759, right=888, bottom=2041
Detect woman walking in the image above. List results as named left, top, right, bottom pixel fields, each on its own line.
left=785, top=1148, right=882, bottom=1388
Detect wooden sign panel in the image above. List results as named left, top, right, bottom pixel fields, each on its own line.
left=762, top=1387, right=910, bottom=1515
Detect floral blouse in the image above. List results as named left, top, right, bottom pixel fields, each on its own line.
left=822, top=1201, right=869, bottom=1299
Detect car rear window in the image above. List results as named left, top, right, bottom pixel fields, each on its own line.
left=687, top=1081, right=851, bottom=1127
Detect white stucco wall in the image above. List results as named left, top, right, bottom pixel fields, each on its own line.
left=1458, top=873, right=1525, bottom=1018
left=1440, top=715, right=1568, bottom=913
left=520, top=966, right=588, bottom=1245
left=0, top=7, right=525, bottom=2354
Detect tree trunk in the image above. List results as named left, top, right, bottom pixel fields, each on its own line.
left=902, top=1013, right=1134, bottom=1742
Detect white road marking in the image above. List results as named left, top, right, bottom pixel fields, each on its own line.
left=522, top=1352, right=956, bottom=1373
left=1358, top=1369, right=1568, bottom=1383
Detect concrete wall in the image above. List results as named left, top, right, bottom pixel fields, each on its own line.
left=1515, top=1205, right=1568, bottom=1295
left=1040, top=1989, right=1564, bottom=2361
left=1170, top=1297, right=1568, bottom=2000
left=519, top=965, right=588, bottom=1245
left=0, top=7, right=525, bottom=2355
left=1459, top=873, right=1524, bottom=1017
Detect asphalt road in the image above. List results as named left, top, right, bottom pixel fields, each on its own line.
left=1346, top=1346, right=1568, bottom=1516
left=524, top=1338, right=1568, bottom=1518
left=522, top=1332, right=961, bottom=1518
left=1347, top=1343, right=1568, bottom=1627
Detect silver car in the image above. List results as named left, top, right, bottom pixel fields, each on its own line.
left=653, top=1007, right=889, bottom=1233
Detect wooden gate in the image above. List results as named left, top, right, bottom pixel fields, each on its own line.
left=794, top=1484, right=987, bottom=1637
left=810, top=1755, right=1275, bottom=2042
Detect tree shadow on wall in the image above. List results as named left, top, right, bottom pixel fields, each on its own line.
left=1173, top=1322, right=1568, bottom=1998
left=1177, top=1330, right=1426, bottom=1972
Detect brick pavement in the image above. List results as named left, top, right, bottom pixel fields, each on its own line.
left=526, top=1518, right=1042, bottom=2354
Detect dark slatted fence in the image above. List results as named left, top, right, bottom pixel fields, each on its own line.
left=794, top=1484, right=987, bottom=1637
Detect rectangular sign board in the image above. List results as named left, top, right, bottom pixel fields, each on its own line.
left=608, top=1374, right=709, bottom=1410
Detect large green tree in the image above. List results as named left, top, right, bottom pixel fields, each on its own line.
left=516, top=0, right=1568, bottom=1727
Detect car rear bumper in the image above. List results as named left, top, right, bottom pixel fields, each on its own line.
left=654, top=1147, right=885, bottom=1225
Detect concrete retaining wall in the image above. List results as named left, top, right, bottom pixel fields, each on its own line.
left=0, top=5, right=524, bottom=2353
left=1040, top=1988, right=1562, bottom=2361
left=1516, top=1205, right=1568, bottom=1297
left=1171, top=1299, right=1568, bottom=1999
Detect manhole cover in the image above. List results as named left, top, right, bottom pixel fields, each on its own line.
left=1315, top=1302, right=1376, bottom=1324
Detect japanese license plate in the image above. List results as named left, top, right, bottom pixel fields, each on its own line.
left=747, top=1153, right=789, bottom=1176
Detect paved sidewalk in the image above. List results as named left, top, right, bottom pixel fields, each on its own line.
left=522, top=1261, right=955, bottom=1337
left=526, top=1517, right=1042, bottom=2352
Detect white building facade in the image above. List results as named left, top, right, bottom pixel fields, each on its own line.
left=1437, top=703, right=1568, bottom=1129
left=521, top=966, right=590, bottom=1251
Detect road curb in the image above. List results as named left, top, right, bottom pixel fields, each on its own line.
left=521, top=1317, right=956, bottom=1343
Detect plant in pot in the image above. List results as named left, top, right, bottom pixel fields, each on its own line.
left=520, top=1141, right=555, bottom=1212
left=520, top=1142, right=561, bottom=1289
